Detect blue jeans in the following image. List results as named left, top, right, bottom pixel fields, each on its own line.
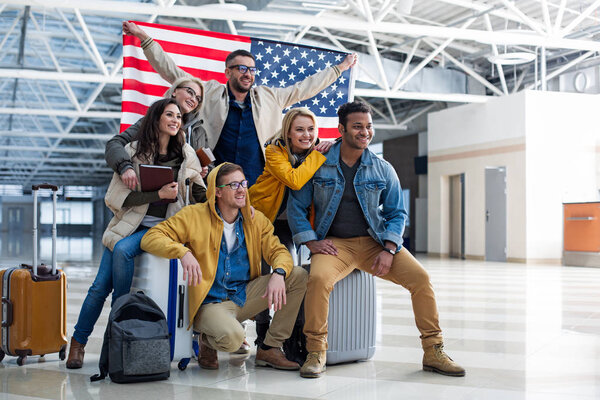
left=73, top=228, right=148, bottom=345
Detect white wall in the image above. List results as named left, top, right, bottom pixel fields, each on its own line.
left=428, top=90, right=599, bottom=262
left=524, top=91, right=599, bottom=259
left=428, top=92, right=527, bottom=259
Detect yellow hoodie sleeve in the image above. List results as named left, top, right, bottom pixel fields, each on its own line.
left=140, top=205, right=196, bottom=260
left=265, top=145, right=326, bottom=191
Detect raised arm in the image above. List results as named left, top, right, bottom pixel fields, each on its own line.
left=269, top=53, right=358, bottom=109
left=123, top=21, right=192, bottom=84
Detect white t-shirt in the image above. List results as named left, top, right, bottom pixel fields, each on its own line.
left=223, top=220, right=236, bottom=253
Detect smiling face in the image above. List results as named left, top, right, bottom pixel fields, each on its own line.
left=172, top=81, right=202, bottom=114
left=225, top=55, right=256, bottom=93
left=339, top=112, right=374, bottom=150
left=288, top=115, right=316, bottom=154
left=215, top=170, right=247, bottom=211
left=158, top=103, right=182, bottom=137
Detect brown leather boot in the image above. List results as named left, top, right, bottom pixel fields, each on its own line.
left=66, top=337, right=85, bottom=369
left=423, top=343, right=465, bottom=377
left=300, top=351, right=326, bottom=378
left=198, top=336, right=218, bottom=370
left=255, top=347, right=300, bottom=370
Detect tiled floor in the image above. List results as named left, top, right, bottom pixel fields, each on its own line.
left=1, top=255, right=599, bottom=399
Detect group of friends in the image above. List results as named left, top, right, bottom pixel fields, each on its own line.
left=65, top=21, right=465, bottom=379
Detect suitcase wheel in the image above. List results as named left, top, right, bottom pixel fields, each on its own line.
left=0, top=349, right=4, bottom=362
left=178, top=358, right=190, bottom=371
left=59, top=347, right=66, bottom=361
left=17, top=356, right=26, bottom=366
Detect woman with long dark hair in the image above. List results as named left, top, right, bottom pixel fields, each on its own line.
left=66, top=98, right=206, bottom=369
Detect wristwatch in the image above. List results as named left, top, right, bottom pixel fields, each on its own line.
left=382, top=247, right=395, bottom=256
left=273, top=268, right=286, bottom=278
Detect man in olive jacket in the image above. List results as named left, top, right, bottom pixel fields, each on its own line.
left=140, top=162, right=307, bottom=371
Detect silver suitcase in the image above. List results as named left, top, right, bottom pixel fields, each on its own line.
left=326, top=269, right=376, bottom=365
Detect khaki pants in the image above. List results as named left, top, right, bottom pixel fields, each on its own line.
left=193, top=266, right=307, bottom=352
left=304, top=236, right=443, bottom=352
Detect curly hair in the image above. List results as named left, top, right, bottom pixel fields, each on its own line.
left=337, top=101, right=372, bottom=128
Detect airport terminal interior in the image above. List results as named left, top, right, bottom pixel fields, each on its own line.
left=1, top=1, right=600, bottom=399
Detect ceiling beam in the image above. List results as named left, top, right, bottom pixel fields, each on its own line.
left=0, top=69, right=122, bottom=83
left=7, top=0, right=600, bottom=52
left=354, top=88, right=489, bottom=103
left=0, top=107, right=121, bottom=119
left=0, top=131, right=113, bottom=140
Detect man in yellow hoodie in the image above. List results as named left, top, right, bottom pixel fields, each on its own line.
left=141, top=162, right=307, bottom=370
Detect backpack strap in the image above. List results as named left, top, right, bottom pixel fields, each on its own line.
left=90, top=305, right=112, bottom=382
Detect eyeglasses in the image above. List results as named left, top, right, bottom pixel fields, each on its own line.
left=228, top=65, right=257, bottom=75
left=217, top=180, right=249, bottom=190
left=177, top=86, right=202, bottom=103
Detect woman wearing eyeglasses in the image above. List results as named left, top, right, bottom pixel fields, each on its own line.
left=106, top=22, right=208, bottom=191
left=66, top=98, right=207, bottom=369
left=248, top=107, right=332, bottom=354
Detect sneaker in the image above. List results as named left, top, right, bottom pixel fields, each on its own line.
left=300, top=351, right=326, bottom=378
left=423, top=343, right=465, bottom=377
left=255, top=347, right=300, bottom=370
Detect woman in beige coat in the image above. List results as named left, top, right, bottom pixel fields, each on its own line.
left=67, top=98, right=206, bottom=369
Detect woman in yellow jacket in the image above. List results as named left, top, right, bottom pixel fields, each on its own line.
left=248, top=107, right=332, bottom=351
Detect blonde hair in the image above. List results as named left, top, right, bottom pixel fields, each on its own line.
left=270, top=107, right=319, bottom=162
left=163, top=76, right=205, bottom=114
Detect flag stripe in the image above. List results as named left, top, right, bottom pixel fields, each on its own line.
left=124, top=46, right=226, bottom=74
left=135, top=21, right=252, bottom=44
left=124, top=35, right=232, bottom=62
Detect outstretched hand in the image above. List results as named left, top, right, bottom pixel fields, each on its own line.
left=122, top=21, right=150, bottom=41
left=338, top=53, right=358, bottom=71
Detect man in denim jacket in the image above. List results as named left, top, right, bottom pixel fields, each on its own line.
left=287, top=101, right=465, bottom=378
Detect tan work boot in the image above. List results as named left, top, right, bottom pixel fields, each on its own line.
left=300, top=351, right=326, bottom=378
left=422, top=343, right=465, bottom=377
left=255, top=347, right=300, bottom=370
left=66, top=337, right=85, bottom=369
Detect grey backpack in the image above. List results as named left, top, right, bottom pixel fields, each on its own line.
left=91, top=291, right=170, bottom=384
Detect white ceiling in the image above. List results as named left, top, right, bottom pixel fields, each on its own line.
left=0, top=0, right=598, bottom=186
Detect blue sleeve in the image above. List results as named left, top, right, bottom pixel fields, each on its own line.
left=287, top=179, right=318, bottom=246
left=380, top=164, right=407, bottom=250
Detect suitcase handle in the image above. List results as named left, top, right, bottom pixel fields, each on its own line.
left=32, top=183, right=59, bottom=276
left=177, top=285, right=185, bottom=328
left=32, top=184, right=58, bottom=191
left=1, top=298, right=12, bottom=327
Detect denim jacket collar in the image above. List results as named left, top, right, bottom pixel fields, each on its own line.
left=324, top=140, right=375, bottom=168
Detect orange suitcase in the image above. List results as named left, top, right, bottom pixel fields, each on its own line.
left=0, top=184, right=67, bottom=365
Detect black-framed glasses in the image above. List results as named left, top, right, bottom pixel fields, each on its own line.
left=217, top=180, right=249, bottom=190
left=177, top=86, right=202, bottom=103
left=228, top=65, right=257, bottom=75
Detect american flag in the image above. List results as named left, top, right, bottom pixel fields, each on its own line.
left=121, top=21, right=354, bottom=139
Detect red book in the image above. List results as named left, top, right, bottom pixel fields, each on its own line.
left=138, top=164, right=176, bottom=204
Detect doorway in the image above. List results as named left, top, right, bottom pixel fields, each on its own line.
left=485, top=167, right=507, bottom=262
